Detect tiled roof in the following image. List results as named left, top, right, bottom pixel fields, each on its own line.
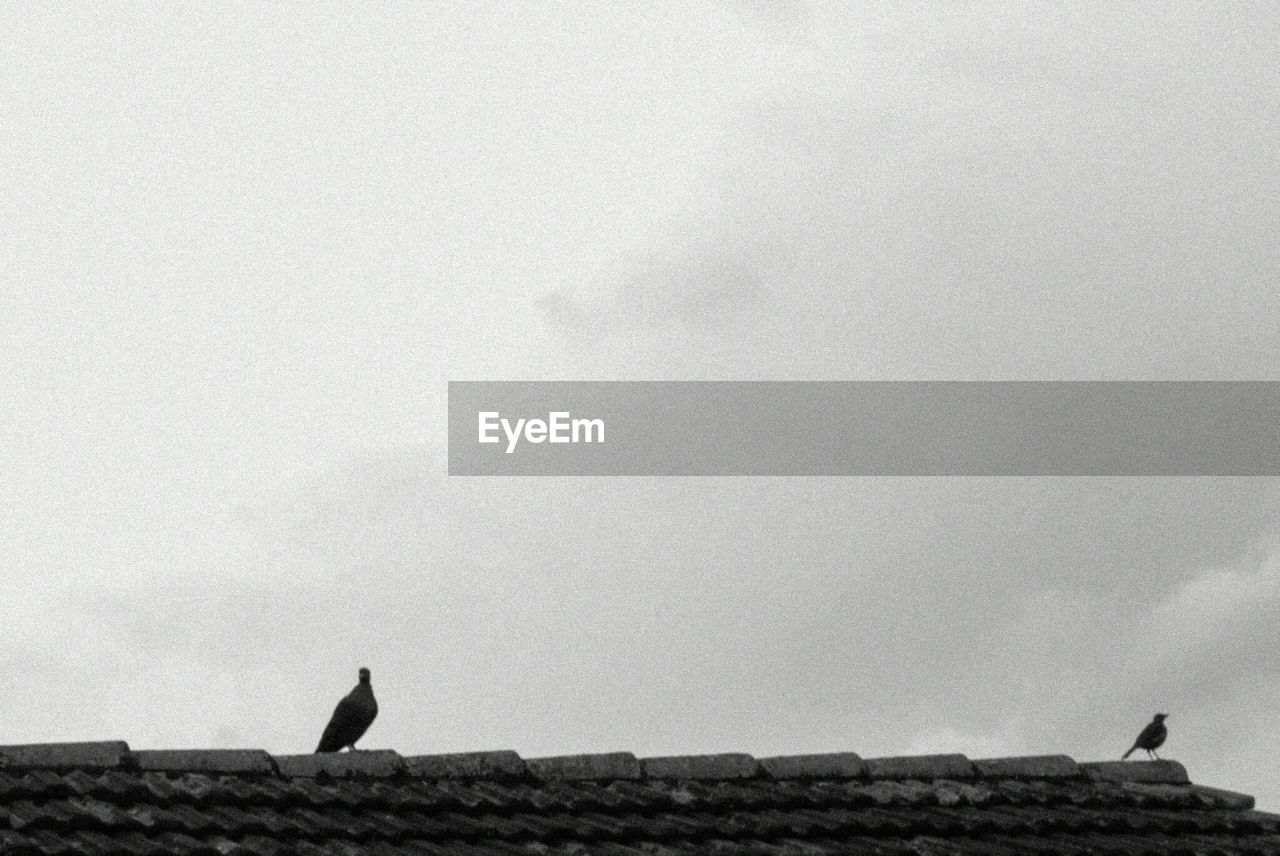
left=0, top=741, right=1277, bottom=855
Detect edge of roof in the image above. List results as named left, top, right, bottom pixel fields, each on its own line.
left=0, top=741, right=1238, bottom=796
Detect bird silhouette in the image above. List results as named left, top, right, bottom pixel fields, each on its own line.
left=1122, top=713, right=1168, bottom=760
left=315, top=667, right=378, bottom=753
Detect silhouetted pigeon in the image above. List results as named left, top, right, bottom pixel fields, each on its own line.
left=1122, top=713, right=1168, bottom=760
left=315, top=667, right=378, bottom=753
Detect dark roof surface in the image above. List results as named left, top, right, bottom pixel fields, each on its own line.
left=0, top=741, right=1276, bottom=855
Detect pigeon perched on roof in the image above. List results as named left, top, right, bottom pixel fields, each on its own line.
left=1122, top=713, right=1168, bottom=760
left=315, top=667, right=378, bottom=753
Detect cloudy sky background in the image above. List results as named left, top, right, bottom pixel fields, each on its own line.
left=5, top=1, right=1280, bottom=805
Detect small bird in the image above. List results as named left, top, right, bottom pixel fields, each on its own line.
left=1122, top=713, right=1168, bottom=760
left=315, top=667, right=378, bottom=753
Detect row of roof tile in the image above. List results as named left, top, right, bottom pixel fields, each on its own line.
left=0, top=742, right=1213, bottom=788
left=3, top=798, right=1274, bottom=843
left=0, top=743, right=1273, bottom=856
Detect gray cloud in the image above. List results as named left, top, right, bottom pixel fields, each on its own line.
left=540, top=219, right=781, bottom=340
left=542, top=6, right=1280, bottom=379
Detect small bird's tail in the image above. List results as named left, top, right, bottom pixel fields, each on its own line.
left=1121, top=746, right=1135, bottom=760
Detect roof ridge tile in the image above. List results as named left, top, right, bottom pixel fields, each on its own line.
left=0, top=742, right=130, bottom=770
left=1080, top=759, right=1190, bottom=784
left=863, top=754, right=976, bottom=780
left=1186, top=784, right=1255, bottom=810
left=402, top=750, right=527, bottom=779
left=272, top=750, right=404, bottom=779
left=526, top=752, right=641, bottom=781
left=759, top=752, right=866, bottom=780
left=640, top=753, right=760, bottom=780
left=972, top=755, right=1081, bottom=779
left=129, top=749, right=276, bottom=775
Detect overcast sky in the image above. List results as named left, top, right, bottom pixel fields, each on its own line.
left=4, top=1, right=1280, bottom=807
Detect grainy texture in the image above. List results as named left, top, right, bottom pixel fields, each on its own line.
left=0, top=742, right=1276, bottom=855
